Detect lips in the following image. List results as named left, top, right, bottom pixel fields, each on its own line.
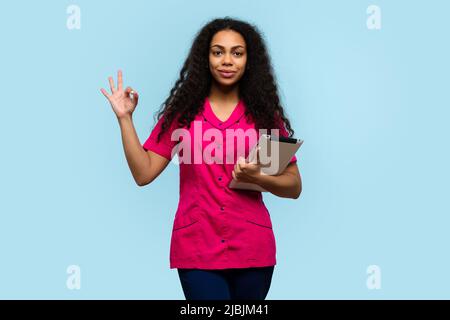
left=218, top=70, right=236, bottom=78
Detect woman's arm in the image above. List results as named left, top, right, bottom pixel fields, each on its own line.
left=101, top=70, right=170, bottom=186
left=253, top=163, right=302, bottom=199
left=232, top=158, right=302, bottom=199
left=118, top=115, right=170, bottom=186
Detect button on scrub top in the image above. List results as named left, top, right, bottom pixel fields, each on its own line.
left=142, top=97, right=297, bottom=269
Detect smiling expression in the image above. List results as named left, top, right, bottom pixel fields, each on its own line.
left=209, top=29, right=248, bottom=86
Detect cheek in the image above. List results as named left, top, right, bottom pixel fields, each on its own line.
left=238, top=58, right=247, bottom=73
left=236, top=65, right=247, bottom=79
left=240, top=55, right=248, bottom=67
left=209, top=55, right=220, bottom=66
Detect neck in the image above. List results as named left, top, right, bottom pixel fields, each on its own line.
left=208, top=80, right=240, bottom=104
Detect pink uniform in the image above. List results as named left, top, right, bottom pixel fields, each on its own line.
left=142, top=97, right=297, bottom=269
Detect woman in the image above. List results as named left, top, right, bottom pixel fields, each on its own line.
left=101, top=17, right=302, bottom=300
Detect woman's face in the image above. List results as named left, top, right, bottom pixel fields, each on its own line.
left=208, top=29, right=247, bottom=87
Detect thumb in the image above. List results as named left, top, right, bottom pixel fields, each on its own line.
left=125, top=86, right=133, bottom=96
left=255, top=146, right=261, bottom=165
left=125, top=87, right=139, bottom=103
left=249, top=146, right=261, bottom=165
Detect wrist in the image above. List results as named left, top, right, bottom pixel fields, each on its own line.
left=252, top=172, right=268, bottom=186
left=117, top=113, right=133, bottom=124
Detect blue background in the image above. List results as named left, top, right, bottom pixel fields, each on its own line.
left=0, top=0, right=449, bottom=299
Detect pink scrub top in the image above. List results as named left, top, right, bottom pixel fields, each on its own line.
left=142, top=97, right=297, bottom=269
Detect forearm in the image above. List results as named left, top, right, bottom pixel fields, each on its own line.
left=254, top=171, right=301, bottom=199
left=117, top=115, right=151, bottom=185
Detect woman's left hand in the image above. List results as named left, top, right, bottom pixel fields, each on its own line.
left=232, top=151, right=262, bottom=184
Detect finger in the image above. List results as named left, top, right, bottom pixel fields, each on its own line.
left=126, top=87, right=139, bottom=104
left=236, top=161, right=243, bottom=174
left=100, top=88, right=111, bottom=99
left=232, top=170, right=237, bottom=180
left=241, top=163, right=251, bottom=173
left=249, top=147, right=259, bottom=164
left=238, top=156, right=247, bottom=171
left=117, top=70, right=123, bottom=91
left=108, top=76, right=116, bottom=93
left=256, top=146, right=261, bottom=165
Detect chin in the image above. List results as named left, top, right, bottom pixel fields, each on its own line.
left=214, top=77, right=240, bottom=87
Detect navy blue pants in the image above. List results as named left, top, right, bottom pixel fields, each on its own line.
left=177, top=266, right=275, bottom=300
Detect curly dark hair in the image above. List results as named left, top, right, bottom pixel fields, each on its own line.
left=153, top=16, right=295, bottom=143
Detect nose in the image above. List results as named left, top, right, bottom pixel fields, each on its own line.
left=222, top=52, right=233, bottom=65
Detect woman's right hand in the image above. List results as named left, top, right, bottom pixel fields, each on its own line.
left=100, top=70, right=139, bottom=119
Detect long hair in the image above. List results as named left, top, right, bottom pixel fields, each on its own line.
left=154, top=17, right=295, bottom=142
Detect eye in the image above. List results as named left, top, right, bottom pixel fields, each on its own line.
left=212, top=51, right=222, bottom=56
left=234, top=52, right=243, bottom=56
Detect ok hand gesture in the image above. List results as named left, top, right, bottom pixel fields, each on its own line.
left=100, top=70, right=139, bottom=119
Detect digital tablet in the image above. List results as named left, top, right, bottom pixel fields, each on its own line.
left=229, top=134, right=303, bottom=192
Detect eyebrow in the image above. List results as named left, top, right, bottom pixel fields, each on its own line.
left=210, top=45, right=245, bottom=50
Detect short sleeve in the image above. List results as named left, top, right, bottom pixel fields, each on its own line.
left=142, top=114, right=179, bottom=160
left=274, top=117, right=297, bottom=164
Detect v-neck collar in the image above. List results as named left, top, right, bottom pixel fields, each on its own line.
left=202, top=97, right=245, bottom=130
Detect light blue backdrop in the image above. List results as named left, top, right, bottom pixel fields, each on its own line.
left=0, top=0, right=449, bottom=299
